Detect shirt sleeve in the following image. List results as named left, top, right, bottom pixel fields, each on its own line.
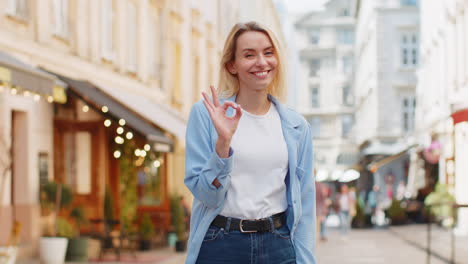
left=184, top=102, right=233, bottom=209
left=293, top=122, right=317, bottom=264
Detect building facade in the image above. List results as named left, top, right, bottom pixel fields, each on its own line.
left=294, top=0, right=358, bottom=183
left=417, top=0, right=468, bottom=235
left=353, top=0, right=419, bottom=193
left=0, top=0, right=285, bottom=258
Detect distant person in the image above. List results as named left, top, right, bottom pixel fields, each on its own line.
left=337, top=185, right=355, bottom=237
left=184, top=21, right=316, bottom=264
left=315, top=182, right=330, bottom=242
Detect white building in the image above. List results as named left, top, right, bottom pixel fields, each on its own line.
left=417, top=0, right=468, bottom=235
left=294, top=0, right=358, bottom=182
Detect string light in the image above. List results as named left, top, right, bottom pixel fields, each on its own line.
left=82, top=105, right=89, bottom=112
left=47, top=96, right=54, bottom=103
left=33, top=94, right=41, bottom=101
left=126, top=132, right=133, bottom=140
left=104, top=119, right=112, bottom=127
left=113, top=150, right=121, bottom=158
left=119, top=119, right=126, bottom=126
left=102, top=106, right=109, bottom=113
left=10, top=88, right=17, bottom=95
left=144, top=144, right=150, bottom=151
left=23, top=91, right=30, bottom=97
left=134, top=149, right=141, bottom=156
left=116, top=127, right=124, bottom=134
left=153, top=160, right=161, bottom=168
left=114, top=136, right=124, bottom=144
left=140, top=150, right=147, bottom=157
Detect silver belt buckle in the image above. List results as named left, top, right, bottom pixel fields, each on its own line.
left=240, top=219, right=257, bottom=233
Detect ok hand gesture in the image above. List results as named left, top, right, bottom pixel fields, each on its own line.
left=202, top=86, right=242, bottom=158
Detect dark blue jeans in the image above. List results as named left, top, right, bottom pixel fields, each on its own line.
left=196, top=222, right=296, bottom=264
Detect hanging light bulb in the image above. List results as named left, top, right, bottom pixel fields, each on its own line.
left=101, top=106, right=109, bottom=113
left=116, top=127, right=124, bottom=134
left=33, top=94, right=41, bottom=101
left=144, top=144, right=150, bottom=151
left=47, top=96, right=54, bottom=103
left=11, top=88, right=17, bottom=95
left=114, top=136, right=124, bottom=144
left=113, top=150, right=121, bottom=158
left=23, top=91, right=30, bottom=97
left=140, top=150, right=147, bottom=157
left=126, top=132, right=133, bottom=140
left=119, top=119, right=126, bottom=126
left=153, top=160, right=161, bottom=168
left=134, top=149, right=141, bottom=156
left=82, top=105, right=89, bottom=112
left=104, top=119, right=112, bottom=127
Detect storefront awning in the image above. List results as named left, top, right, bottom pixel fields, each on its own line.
left=0, top=51, right=56, bottom=95
left=54, top=74, right=174, bottom=151
left=367, top=144, right=418, bottom=172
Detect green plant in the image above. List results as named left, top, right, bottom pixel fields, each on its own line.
left=170, top=195, right=186, bottom=240
left=387, top=199, right=407, bottom=225
left=140, top=213, right=155, bottom=240
left=40, top=181, right=74, bottom=236
left=56, top=217, right=75, bottom=238
left=425, top=183, right=455, bottom=226
left=70, top=206, right=88, bottom=236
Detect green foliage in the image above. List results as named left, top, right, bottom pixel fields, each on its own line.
left=388, top=199, right=407, bottom=225
left=56, top=217, right=75, bottom=238
left=103, top=187, right=114, bottom=222
left=170, top=195, right=186, bottom=240
left=425, top=184, right=455, bottom=224
left=70, top=206, right=88, bottom=236
left=41, top=181, right=73, bottom=210
left=140, top=213, right=155, bottom=240
left=119, top=140, right=138, bottom=231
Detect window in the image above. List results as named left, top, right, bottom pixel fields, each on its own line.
left=137, top=154, right=165, bottom=206
left=342, top=56, right=353, bottom=74
left=309, top=59, right=321, bottom=77
left=127, top=2, right=137, bottom=72
left=342, top=85, right=354, bottom=106
left=401, top=0, right=417, bottom=6
left=53, top=0, right=69, bottom=38
left=341, top=114, right=354, bottom=138
left=63, top=132, right=91, bottom=194
left=101, top=0, right=114, bottom=60
left=308, top=117, right=321, bottom=138
left=401, top=32, right=418, bottom=67
left=402, top=97, right=416, bottom=133
left=6, top=0, right=28, bottom=20
left=337, top=29, right=354, bottom=44
left=149, top=14, right=159, bottom=78
left=310, top=85, right=320, bottom=108
left=309, top=29, right=320, bottom=45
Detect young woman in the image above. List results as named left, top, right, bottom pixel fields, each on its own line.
left=185, top=21, right=316, bottom=264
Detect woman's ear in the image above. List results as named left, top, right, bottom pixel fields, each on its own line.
left=226, top=62, right=237, bottom=75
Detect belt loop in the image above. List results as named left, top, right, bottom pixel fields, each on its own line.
left=225, top=217, right=232, bottom=233
left=268, top=217, right=275, bottom=232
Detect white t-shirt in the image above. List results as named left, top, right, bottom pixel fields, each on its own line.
left=220, top=103, right=289, bottom=219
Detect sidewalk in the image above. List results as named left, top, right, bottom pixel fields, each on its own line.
left=17, top=247, right=187, bottom=264
left=389, top=224, right=468, bottom=264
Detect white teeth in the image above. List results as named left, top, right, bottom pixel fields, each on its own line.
left=254, top=71, right=268, bottom=77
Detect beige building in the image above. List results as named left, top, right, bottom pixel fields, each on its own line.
left=0, top=0, right=284, bottom=258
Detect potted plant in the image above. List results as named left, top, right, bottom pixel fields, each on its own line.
left=170, top=195, right=187, bottom=252
left=39, top=181, right=73, bottom=264
left=139, top=213, right=155, bottom=251
left=425, top=183, right=455, bottom=227
left=66, top=206, right=90, bottom=261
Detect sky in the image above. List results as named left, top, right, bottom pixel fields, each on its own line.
left=285, top=0, right=328, bottom=13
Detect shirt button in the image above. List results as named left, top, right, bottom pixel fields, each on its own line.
left=293, top=200, right=297, bottom=204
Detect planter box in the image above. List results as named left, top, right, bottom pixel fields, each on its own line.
left=66, top=237, right=89, bottom=262
left=39, top=237, right=68, bottom=264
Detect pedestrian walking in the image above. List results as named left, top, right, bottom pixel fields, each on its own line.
left=316, top=182, right=330, bottom=242
left=337, top=185, right=355, bottom=237
left=184, top=21, right=317, bottom=264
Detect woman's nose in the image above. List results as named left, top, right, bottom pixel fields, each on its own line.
left=256, top=55, right=268, bottom=67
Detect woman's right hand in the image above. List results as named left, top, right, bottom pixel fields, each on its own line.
left=202, top=86, right=242, bottom=158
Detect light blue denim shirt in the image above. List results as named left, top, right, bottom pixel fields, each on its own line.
left=184, top=94, right=317, bottom=264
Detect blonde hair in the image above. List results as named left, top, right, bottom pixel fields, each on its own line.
left=217, top=21, right=287, bottom=101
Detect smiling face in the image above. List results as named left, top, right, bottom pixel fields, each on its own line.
left=228, top=31, right=278, bottom=93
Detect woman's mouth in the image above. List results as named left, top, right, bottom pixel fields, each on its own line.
left=251, top=70, right=271, bottom=79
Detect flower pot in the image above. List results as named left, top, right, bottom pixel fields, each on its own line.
left=65, top=237, right=89, bottom=262
left=39, top=237, right=68, bottom=264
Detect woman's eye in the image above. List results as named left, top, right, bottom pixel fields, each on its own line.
left=265, top=51, right=274, bottom=56
left=245, top=54, right=254, bottom=58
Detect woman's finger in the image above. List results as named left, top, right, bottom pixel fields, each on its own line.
left=202, top=92, right=214, bottom=111
left=202, top=98, right=214, bottom=118
left=222, top=101, right=238, bottom=110
left=210, top=86, right=220, bottom=107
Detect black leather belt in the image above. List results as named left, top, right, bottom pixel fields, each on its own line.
left=211, top=212, right=286, bottom=233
